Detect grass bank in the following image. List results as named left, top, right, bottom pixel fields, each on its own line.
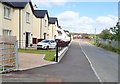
left=90, top=42, right=120, bottom=54
left=89, top=40, right=120, bottom=54
left=96, top=43, right=120, bottom=54
left=18, top=49, right=56, bottom=61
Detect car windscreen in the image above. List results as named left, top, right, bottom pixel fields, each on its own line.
left=41, top=40, right=49, bottom=43
left=50, top=40, right=55, bottom=43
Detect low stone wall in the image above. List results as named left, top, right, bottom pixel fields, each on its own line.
left=0, top=36, right=18, bottom=73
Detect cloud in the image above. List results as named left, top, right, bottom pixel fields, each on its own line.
left=56, top=11, right=118, bottom=34
left=95, top=15, right=118, bottom=33
left=96, top=15, right=117, bottom=27
left=32, top=0, right=68, bottom=7
left=56, top=11, right=95, bottom=33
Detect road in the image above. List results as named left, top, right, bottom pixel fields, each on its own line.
left=79, top=39, right=118, bottom=82
left=2, top=40, right=99, bottom=82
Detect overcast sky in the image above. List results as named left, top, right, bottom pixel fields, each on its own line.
left=32, top=0, right=119, bottom=34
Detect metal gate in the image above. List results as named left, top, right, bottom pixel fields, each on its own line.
left=0, top=36, right=18, bottom=73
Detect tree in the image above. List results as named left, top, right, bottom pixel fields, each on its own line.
left=110, top=22, right=120, bottom=41
left=99, top=29, right=112, bottom=39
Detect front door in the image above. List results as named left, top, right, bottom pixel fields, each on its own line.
left=25, top=32, right=30, bottom=47
left=44, top=33, right=46, bottom=40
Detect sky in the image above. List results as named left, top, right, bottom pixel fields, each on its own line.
left=32, top=0, right=119, bottom=34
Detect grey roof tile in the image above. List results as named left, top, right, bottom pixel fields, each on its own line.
left=34, top=10, right=49, bottom=18
left=49, top=17, right=58, bottom=24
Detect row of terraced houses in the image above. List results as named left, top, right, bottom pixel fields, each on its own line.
left=0, top=1, right=70, bottom=48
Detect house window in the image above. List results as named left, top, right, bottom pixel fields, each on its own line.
left=26, top=12, right=30, bottom=23
left=4, top=6, right=11, bottom=19
left=3, top=29, right=12, bottom=36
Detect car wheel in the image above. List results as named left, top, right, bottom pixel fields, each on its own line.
left=37, top=48, right=39, bottom=50
left=54, top=46, right=56, bottom=49
left=46, top=46, right=49, bottom=50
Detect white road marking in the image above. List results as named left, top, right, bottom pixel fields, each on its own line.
left=79, top=41, right=102, bottom=83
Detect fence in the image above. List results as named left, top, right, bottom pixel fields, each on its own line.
left=55, top=40, right=70, bottom=62
left=0, top=36, right=18, bottom=73
left=97, top=39, right=119, bottom=48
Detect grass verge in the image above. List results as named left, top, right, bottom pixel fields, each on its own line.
left=88, top=40, right=120, bottom=54
left=18, top=49, right=56, bottom=61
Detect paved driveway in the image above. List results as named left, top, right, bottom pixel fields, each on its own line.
left=2, top=40, right=99, bottom=82
left=18, top=53, right=56, bottom=70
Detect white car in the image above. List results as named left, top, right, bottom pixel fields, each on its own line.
left=37, top=40, right=56, bottom=50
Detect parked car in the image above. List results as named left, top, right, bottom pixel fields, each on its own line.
left=37, top=40, right=56, bottom=50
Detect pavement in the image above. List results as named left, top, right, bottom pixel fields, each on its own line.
left=79, top=39, right=118, bottom=82
left=2, top=40, right=99, bottom=82
left=18, top=53, right=56, bottom=70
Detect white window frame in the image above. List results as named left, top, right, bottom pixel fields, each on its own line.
left=26, top=12, right=30, bottom=23
left=3, top=29, right=12, bottom=36
left=4, top=6, right=11, bottom=20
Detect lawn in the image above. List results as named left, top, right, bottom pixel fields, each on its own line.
left=18, top=49, right=56, bottom=61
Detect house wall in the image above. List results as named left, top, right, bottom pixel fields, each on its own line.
left=0, top=3, right=20, bottom=45
left=33, top=15, right=40, bottom=38
left=48, top=24, right=53, bottom=40
left=0, top=2, right=47, bottom=47
left=0, top=2, right=2, bottom=36
left=20, top=3, right=34, bottom=48
left=55, top=23, right=58, bottom=39
left=0, top=2, right=63, bottom=47
left=56, top=28, right=62, bottom=39
left=44, top=14, right=49, bottom=39
left=2, top=5, right=14, bottom=35
left=62, top=31, right=70, bottom=41
left=48, top=22, right=58, bottom=40
left=40, top=14, right=49, bottom=39
left=53, top=22, right=57, bottom=39
left=32, top=14, right=40, bottom=44
left=56, top=28, right=70, bottom=41
left=12, top=9, right=19, bottom=43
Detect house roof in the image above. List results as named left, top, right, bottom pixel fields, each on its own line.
left=64, top=30, right=69, bottom=33
left=34, top=10, right=49, bottom=18
left=2, top=0, right=35, bottom=15
left=3, top=2, right=28, bottom=8
left=2, top=0, right=31, bottom=8
left=49, top=17, right=59, bottom=26
left=49, top=17, right=57, bottom=24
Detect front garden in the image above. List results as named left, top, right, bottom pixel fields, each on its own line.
left=18, top=49, right=56, bottom=61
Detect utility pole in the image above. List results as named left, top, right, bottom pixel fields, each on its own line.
left=94, top=28, right=96, bottom=43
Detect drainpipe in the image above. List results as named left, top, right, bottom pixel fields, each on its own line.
left=19, top=9, right=21, bottom=48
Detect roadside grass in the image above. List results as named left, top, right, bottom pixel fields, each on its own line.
left=96, top=44, right=120, bottom=54
left=88, top=40, right=120, bottom=54
left=18, top=49, right=56, bottom=61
